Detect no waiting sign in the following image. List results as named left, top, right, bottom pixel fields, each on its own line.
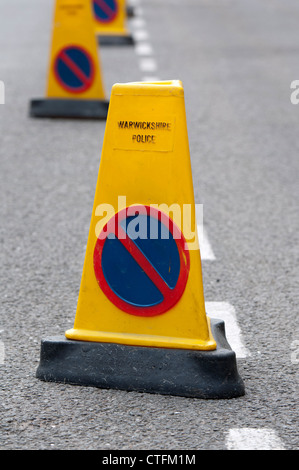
left=93, top=206, right=190, bottom=317
left=54, top=45, right=95, bottom=94
left=93, top=0, right=118, bottom=24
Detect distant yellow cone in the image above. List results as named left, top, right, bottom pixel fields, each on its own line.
left=92, top=0, right=134, bottom=45
left=30, top=0, right=109, bottom=118
left=65, top=80, right=216, bottom=351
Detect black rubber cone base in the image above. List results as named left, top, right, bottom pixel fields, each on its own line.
left=97, top=34, right=134, bottom=46
left=29, top=98, right=109, bottom=119
left=36, top=319, right=245, bottom=399
left=126, top=5, right=135, bottom=17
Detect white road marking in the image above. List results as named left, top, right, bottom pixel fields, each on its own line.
left=0, top=330, right=5, bottom=364
left=196, top=204, right=215, bottom=260
left=0, top=80, right=4, bottom=105
left=205, top=302, right=249, bottom=358
left=131, top=1, right=158, bottom=82
left=225, top=428, right=285, bottom=450
left=0, top=343, right=5, bottom=364
left=132, top=29, right=149, bottom=42
left=130, top=17, right=146, bottom=29
left=198, top=225, right=216, bottom=260
left=135, top=42, right=153, bottom=56
left=139, top=57, right=157, bottom=73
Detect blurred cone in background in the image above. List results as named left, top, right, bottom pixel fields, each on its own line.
left=30, top=0, right=109, bottom=119
left=92, top=0, right=134, bottom=46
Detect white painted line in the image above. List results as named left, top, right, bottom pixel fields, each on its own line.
left=198, top=225, right=216, bottom=260
left=133, top=29, right=149, bottom=42
left=195, top=204, right=215, bottom=260
left=133, top=6, right=143, bottom=17
left=139, top=57, right=157, bottom=73
left=130, top=17, right=146, bottom=29
left=0, top=81, right=4, bottom=105
left=128, top=0, right=140, bottom=6
left=135, top=42, right=153, bottom=56
left=290, top=339, right=299, bottom=364
left=225, top=428, right=285, bottom=450
left=205, top=302, right=249, bottom=358
left=0, top=343, right=4, bottom=364
left=0, top=331, right=5, bottom=364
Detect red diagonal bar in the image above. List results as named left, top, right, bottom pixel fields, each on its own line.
left=94, top=0, right=115, bottom=17
left=115, top=225, right=172, bottom=299
left=60, top=51, right=92, bottom=87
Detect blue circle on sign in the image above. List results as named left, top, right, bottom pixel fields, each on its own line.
left=93, top=206, right=190, bottom=317
left=93, top=0, right=118, bottom=23
left=54, top=46, right=95, bottom=93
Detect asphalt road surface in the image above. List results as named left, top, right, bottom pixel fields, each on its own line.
left=0, top=0, right=298, bottom=451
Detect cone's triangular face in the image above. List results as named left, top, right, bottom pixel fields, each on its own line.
left=65, top=81, right=216, bottom=351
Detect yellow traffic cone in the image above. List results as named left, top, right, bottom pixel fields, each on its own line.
left=92, top=0, right=134, bottom=45
left=30, top=0, right=109, bottom=119
left=36, top=81, right=245, bottom=399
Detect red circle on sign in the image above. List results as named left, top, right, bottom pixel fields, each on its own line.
left=53, top=45, right=95, bottom=94
left=93, top=206, right=190, bottom=317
